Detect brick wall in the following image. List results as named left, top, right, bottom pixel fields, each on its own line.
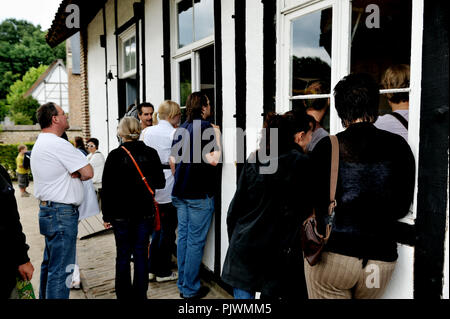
left=80, top=30, right=91, bottom=140
left=0, top=125, right=82, bottom=144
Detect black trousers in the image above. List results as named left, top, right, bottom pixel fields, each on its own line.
left=148, top=203, right=178, bottom=277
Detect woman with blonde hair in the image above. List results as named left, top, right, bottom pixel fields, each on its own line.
left=142, top=100, right=181, bottom=283
left=102, top=116, right=165, bottom=299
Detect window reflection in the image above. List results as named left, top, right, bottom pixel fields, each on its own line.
left=351, top=0, right=412, bottom=114
left=179, top=59, right=192, bottom=107
left=291, top=8, right=332, bottom=97
left=124, top=36, right=136, bottom=73
left=199, top=45, right=215, bottom=122
left=177, top=0, right=214, bottom=49
left=178, top=0, right=193, bottom=48
left=194, top=0, right=214, bottom=41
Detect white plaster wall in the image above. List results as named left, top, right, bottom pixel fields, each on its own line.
left=117, top=0, right=137, bottom=27
left=32, top=65, right=69, bottom=113
left=144, top=0, right=165, bottom=108
left=218, top=0, right=238, bottom=273
left=245, top=0, right=264, bottom=156
left=105, top=0, right=120, bottom=154
left=87, top=10, right=108, bottom=157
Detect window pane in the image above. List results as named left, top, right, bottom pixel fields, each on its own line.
left=292, top=97, right=330, bottom=132
left=124, top=39, right=131, bottom=72
left=194, top=0, right=214, bottom=41
left=351, top=0, right=411, bottom=114
left=199, top=45, right=215, bottom=121
left=178, top=0, right=193, bottom=48
left=130, top=36, right=136, bottom=71
left=291, top=8, right=332, bottom=97
left=179, top=59, right=192, bottom=107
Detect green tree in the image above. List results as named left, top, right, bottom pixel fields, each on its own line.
left=6, top=65, right=47, bottom=105
left=0, top=18, right=66, bottom=100
left=4, top=65, right=47, bottom=124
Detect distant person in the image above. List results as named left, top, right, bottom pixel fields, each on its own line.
left=375, top=64, right=410, bottom=142
left=86, top=138, right=105, bottom=209
left=138, top=102, right=155, bottom=139
left=31, top=102, right=93, bottom=299
left=16, top=145, right=31, bottom=197
left=304, top=81, right=330, bottom=152
left=102, top=117, right=165, bottom=300
left=125, top=103, right=138, bottom=120
left=75, top=136, right=88, bottom=156
left=222, top=110, right=315, bottom=300
left=143, top=100, right=182, bottom=283
left=307, top=73, right=415, bottom=299
left=0, top=164, right=35, bottom=299
left=170, top=92, right=221, bottom=299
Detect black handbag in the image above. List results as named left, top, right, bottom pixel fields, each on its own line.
left=301, top=135, right=339, bottom=266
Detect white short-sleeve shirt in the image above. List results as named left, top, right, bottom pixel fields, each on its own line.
left=31, top=133, right=89, bottom=206
left=142, top=120, right=176, bottom=204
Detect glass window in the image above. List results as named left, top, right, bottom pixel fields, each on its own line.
left=178, top=0, right=193, bottom=48
left=179, top=59, right=192, bottom=107
left=123, top=36, right=136, bottom=74
left=199, top=45, right=215, bottom=121
left=194, top=0, right=214, bottom=41
left=177, top=0, right=214, bottom=49
left=290, top=7, right=332, bottom=131
left=351, top=0, right=412, bottom=114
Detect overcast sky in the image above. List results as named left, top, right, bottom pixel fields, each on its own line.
left=0, top=0, right=62, bottom=31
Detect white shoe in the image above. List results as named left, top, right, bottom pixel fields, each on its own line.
left=156, top=272, right=178, bottom=283
left=149, top=273, right=156, bottom=281
left=70, top=281, right=81, bottom=289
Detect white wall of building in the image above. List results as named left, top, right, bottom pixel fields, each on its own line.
left=87, top=10, right=108, bottom=157
left=245, top=0, right=264, bottom=156
left=31, top=63, right=69, bottom=113
left=219, top=0, right=238, bottom=272
left=144, top=0, right=165, bottom=109
left=105, top=0, right=121, bottom=153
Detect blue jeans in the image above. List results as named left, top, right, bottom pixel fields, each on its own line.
left=172, top=196, right=214, bottom=298
left=111, top=218, right=152, bottom=300
left=38, top=202, right=79, bottom=299
left=148, top=203, right=178, bottom=277
left=233, top=288, right=255, bottom=299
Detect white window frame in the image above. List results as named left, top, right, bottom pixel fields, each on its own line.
left=276, top=0, right=424, bottom=222
left=170, top=0, right=214, bottom=107
left=118, top=25, right=137, bottom=79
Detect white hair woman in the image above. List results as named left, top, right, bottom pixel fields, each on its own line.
left=101, top=116, right=165, bottom=300
left=142, top=100, right=181, bottom=283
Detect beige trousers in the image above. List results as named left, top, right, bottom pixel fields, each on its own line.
left=304, top=252, right=396, bottom=299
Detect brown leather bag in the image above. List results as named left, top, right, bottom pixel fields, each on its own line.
left=301, top=135, right=339, bottom=266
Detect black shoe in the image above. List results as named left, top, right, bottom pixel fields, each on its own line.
left=182, top=286, right=210, bottom=300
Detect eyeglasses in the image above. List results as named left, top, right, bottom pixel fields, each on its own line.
left=86, top=144, right=95, bottom=148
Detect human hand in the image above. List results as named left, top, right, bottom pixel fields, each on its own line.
left=71, top=171, right=81, bottom=179
left=103, top=222, right=112, bottom=229
left=18, top=261, right=34, bottom=281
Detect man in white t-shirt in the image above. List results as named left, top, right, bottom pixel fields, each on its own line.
left=31, top=102, right=93, bottom=299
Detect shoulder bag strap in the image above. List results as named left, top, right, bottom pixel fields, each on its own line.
left=389, top=112, right=409, bottom=129
left=121, top=146, right=155, bottom=196
left=121, top=146, right=161, bottom=232
left=324, top=135, right=339, bottom=242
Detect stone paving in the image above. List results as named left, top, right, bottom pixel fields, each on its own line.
left=14, top=181, right=232, bottom=300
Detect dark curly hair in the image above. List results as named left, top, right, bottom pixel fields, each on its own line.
left=334, top=73, right=380, bottom=128
left=259, top=109, right=315, bottom=155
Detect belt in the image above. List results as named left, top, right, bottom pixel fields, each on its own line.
left=40, top=200, right=77, bottom=208
left=161, top=164, right=171, bottom=170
